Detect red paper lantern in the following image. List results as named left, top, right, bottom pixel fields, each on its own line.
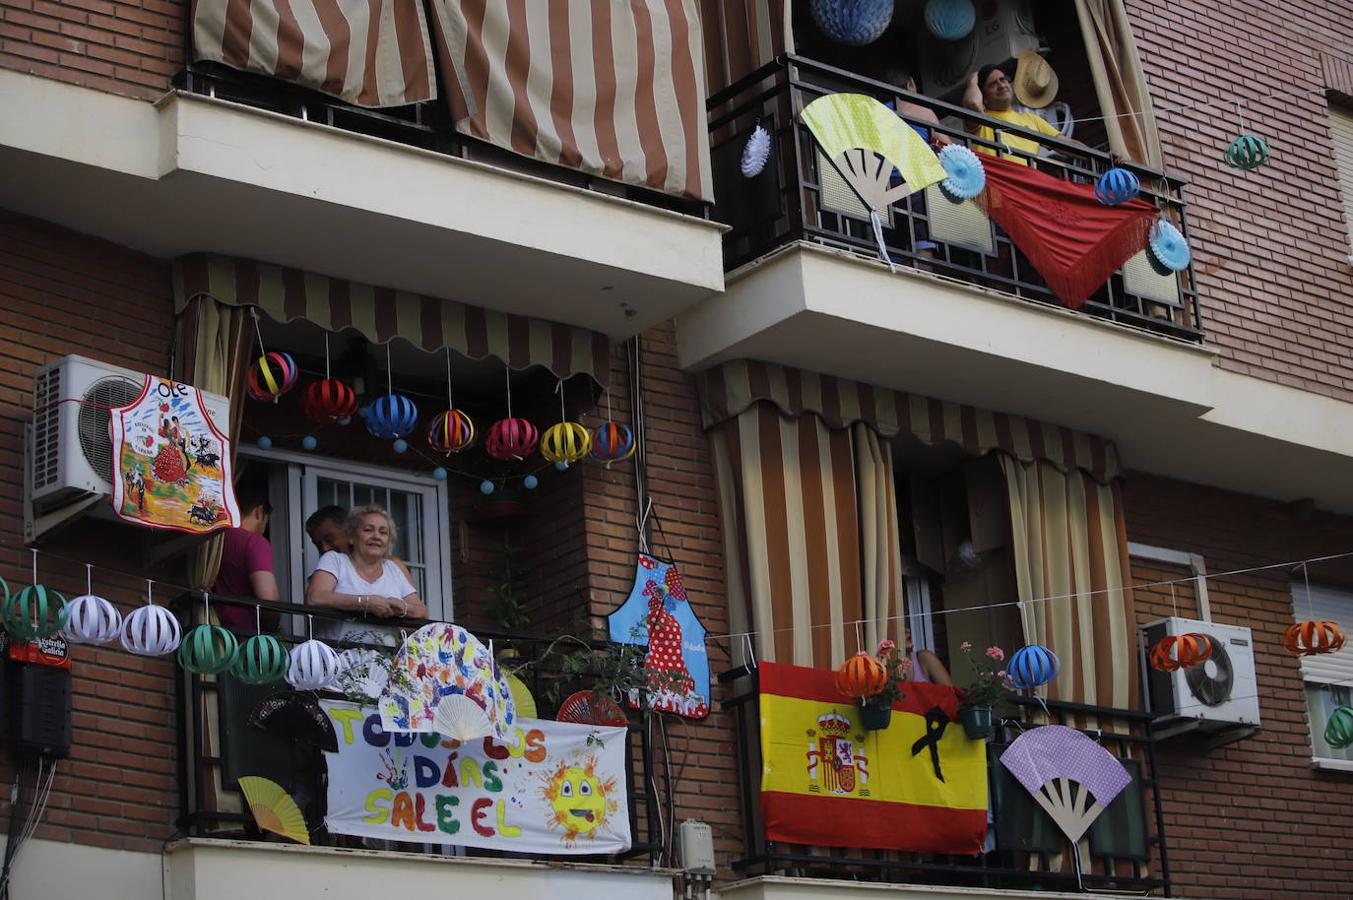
left=1149, top=633, right=1212, bottom=673
left=485, top=418, right=538, bottom=460
left=1284, top=620, right=1346, bottom=656
left=302, top=378, right=358, bottom=424
left=835, top=652, right=888, bottom=699
left=428, top=409, right=476, bottom=454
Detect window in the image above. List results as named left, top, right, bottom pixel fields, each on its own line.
left=1330, top=106, right=1353, bottom=256
left=1291, top=581, right=1353, bottom=769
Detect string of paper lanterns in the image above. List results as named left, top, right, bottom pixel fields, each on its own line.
left=62, top=565, right=122, bottom=645
left=121, top=580, right=183, bottom=656
left=2, top=552, right=69, bottom=642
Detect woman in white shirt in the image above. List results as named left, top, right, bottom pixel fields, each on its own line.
left=305, top=505, right=427, bottom=643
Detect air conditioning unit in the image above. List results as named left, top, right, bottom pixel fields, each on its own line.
left=918, top=0, right=1043, bottom=103
left=1143, top=616, right=1260, bottom=744
left=28, top=355, right=229, bottom=516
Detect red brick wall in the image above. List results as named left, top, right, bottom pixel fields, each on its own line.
left=1128, top=0, right=1353, bottom=400
left=1124, top=472, right=1353, bottom=899
left=0, top=209, right=178, bottom=852
left=0, top=0, right=182, bottom=100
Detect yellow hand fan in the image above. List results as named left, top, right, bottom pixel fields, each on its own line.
left=237, top=776, right=310, bottom=845
left=505, top=670, right=537, bottom=719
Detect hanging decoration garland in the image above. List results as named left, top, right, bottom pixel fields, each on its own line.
left=1006, top=645, right=1061, bottom=690
left=62, top=565, right=122, bottom=645
left=3, top=552, right=69, bottom=642
left=1325, top=706, right=1353, bottom=751
left=1095, top=167, right=1140, bottom=206
left=288, top=633, right=340, bottom=690
left=1149, top=632, right=1212, bottom=673
left=540, top=379, right=591, bottom=469
left=835, top=651, right=888, bottom=699
left=233, top=631, right=290, bottom=685
left=427, top=348, right=476, bottom=454
left=486, top=366, right=539, bottom=461
left=810, top=0, right=894, bottom=47
left=923, top=0, right=974, bottom=41
left=121, top=580, right=183, bottom=656
left=178, top=594, right=241, bottom=676
left=740, top=123, right=771, bottom=178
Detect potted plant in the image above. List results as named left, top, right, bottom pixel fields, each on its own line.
left=838, top=640, right=912, bottom=731
left=956, top=641, right=1012, bottom=740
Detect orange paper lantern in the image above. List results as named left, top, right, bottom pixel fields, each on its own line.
left=1283, top=620, right=1346, bottom=656
left=835, top=652, right=888, bottom=699
left=1149, top=633, right=1212, bottom=673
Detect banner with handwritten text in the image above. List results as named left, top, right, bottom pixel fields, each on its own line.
left=322, top=700, right=631, bottom=854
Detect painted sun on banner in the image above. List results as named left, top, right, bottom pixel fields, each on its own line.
left=759, top=661, right=988, bottom=854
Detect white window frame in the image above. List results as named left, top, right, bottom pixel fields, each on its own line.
left=905, top=574, right=935, bottom=652
left=239, top=446, right=453, bottom=621
left=1290, top=581, right=1353, bottom=771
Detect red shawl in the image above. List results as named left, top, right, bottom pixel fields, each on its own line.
left=977, top=155, right=1155, bottom=310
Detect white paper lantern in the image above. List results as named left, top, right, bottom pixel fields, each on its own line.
left=120, top=604, right=182, bottom=656
left=287, top=639, right=340, bottom=691
left=61, top=593, right=123, bottom=645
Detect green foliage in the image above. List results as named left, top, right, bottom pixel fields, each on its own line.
left=485, top=538, right=531, bottom=632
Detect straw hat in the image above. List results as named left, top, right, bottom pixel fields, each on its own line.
left=1014, top=50, right=1059, bottom=109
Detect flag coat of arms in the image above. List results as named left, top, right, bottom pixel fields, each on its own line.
left=759, top=661, right=988, bottom=854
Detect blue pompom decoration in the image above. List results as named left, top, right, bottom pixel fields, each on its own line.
left=337, top=416, right=352, bottom=426
left=523, top=475, right=539, bottom=490
left=810, top=0, right=893, bottom=46
left=365, top=393, right=419, bottom=439
left=301, top=435, right=317, bottom=451
left=1006, top=645, right=1061, bottom=690
left=1147, top=219, right=1191, bottom=273
left=479, top=480, right=495, bottom=496
left=392, top=438, right=408, bottom=454
left=256, top=436, right=273, bottom=450
left=554, top=461, right=570, bottom=472
left=938, top=144, right=986, bottom=200
left=923, top=0, right=974, bottom=40
left=432, top=467, right=447, bottom=481
left=1095, top=167, right=1140, bottom=206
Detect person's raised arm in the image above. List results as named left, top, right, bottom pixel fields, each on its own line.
left=962, top=72, right=985, bottom=122
left=918, top=649, right=954, bottom=686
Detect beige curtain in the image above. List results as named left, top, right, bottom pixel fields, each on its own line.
left=175, top=296, right=253, bottom=591
left=710, top=402, right=904, bottom=669
left=999, top=456, right=1137, bottom=712
left=1073, top=0, right=1164, bottom=169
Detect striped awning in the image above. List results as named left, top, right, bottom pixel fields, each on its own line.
left=699, top=360, right=1120, bottom=480
left=192, top=0, right=437, bottom=108
left=428, top=0, right=714, bottom=202
left=172, top=254, right=609, bottom=386
left=700, top=0, right=791, bottom=100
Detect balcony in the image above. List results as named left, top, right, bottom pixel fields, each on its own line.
left=719, top=665, right=1169, bottom=899
left=678, top=56, right=1216, bottom=443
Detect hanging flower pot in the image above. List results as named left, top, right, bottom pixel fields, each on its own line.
left=959, top=704, right=993, bottom=740
left=859, top=703, right=892, bottom=731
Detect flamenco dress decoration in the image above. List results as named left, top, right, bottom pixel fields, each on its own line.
left=1006, top=645, right=1061, bottom=690
left=287, top=635, right=340, bottom=691
left=1094, top=167, right=1140, bottom=206
left=923, top=0, right=974, bottom=40
left=1325, top=706, right=1353, bottom=750
left=486, top=366, right=538, bottom=460
left=1225, top=134, right=1269, bottom=170
left=741, top=123, right=771, bottom=178
left=810, top=0, right=894, bottom=46
left=938, top=144, right=986, bottom=201
left=1146, top=218, right=1191, bottom=275
left=247, top=351, right=299, bottom=402
left=1149, top=632, right=1211, bottom=672
left=121, top=580, right=182, bottom=656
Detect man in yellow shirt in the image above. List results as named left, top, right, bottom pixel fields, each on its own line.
left=962, top=61, right=1064, bottom=165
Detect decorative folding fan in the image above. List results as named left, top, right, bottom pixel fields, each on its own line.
left=433, top=693, right=495, bottom=741
left=237, top=776, right=310, bottom=845
left=556, top=690, right=628, bottom=727
left=505, top=671, right=537, bottom=719
left=248, top=691, right=338, bottom=752
left=379, top=623, right=515, bottom=739
left=999, top=725, right=1130, bottom=844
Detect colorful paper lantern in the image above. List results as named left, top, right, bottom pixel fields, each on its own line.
left=302, top=378, right=358, bottom=424
left=1006, top=645, right=1061, bottom=690
left=938, top=144, right=986, bottom=200
left=287, top=638, right=340, bottom=690
left=1224, top=134, right=1269, bottom=171
left=3, top=584, right=68, bottom=642
left=428, top=409, right=476, bottom=454
left=247, top=352, right=298, bottom=402
left=923, top=0, right=974, bottom=40
left=120, top=604, right=182, bottom=656
left=540, top=421, right=591, bottom=465
left=835, top=651, right=888, bottom=698
left=1149, top=633, right=1212, bottom=673
left=1095, top=167, right=1140, bottom=205
left=486, top=417, right=539, bottom=460
left=1283, top=620, right=1345, bottom=656
left=178, top=623, right=240, bottom=675
left=62, top=593, right=122, bottom=645
left=366, top=393, right=419, bottom=440
left=810, top=0, right=894, bottom=46
left=1147, top=219, right=1191, bottom=273
left=1325, top=706, right=1353, bottom=750
left=232, top=634, right=290, bottom=685
left=590, top=422, right=637, bottom=463
left=741, top=124, right=772, bottom=178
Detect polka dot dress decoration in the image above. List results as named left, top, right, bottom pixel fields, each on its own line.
left=288, top=638, right=340, bottom=691
left=247, top=351, right=299, bottom=402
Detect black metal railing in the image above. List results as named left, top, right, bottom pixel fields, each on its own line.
left=173, top=592, right=661, bottom=864
left=707, top=55, right=1203, bottom=343
left=720, top=665, right=1171, bottom=895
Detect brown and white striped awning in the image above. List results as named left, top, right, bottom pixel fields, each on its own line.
left=428, top=0, right=714, bottom=202
left=192, top=0, right=437, bottom=108
left=699, top=360, right=1121, bottom=480
left=699, top=0, right=791, bottom=101
left=173, top=254, right=609, bottom=386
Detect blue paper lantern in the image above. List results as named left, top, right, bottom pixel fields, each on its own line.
left=923, top=0, right=974, bottom=40
left=366, top=393, right=419, bottom=440
left=938, top=144, right=986, bottom=200
left=1147, top=219, right=1191, bottom=273
left=810, top=0, right=894, bottom=46
left=301, top=435, right=317, bottom=451
left=1006, top=645, right=1061, bottom=690
left=1095, top=167, right=1140, bottom=206
left=523, top=475, right=539, bottom=490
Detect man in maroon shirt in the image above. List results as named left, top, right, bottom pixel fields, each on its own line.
left=212, top=486, right=279, bottom=631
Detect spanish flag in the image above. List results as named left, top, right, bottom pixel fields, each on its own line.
left=759, top=661, right=988, bottom=854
